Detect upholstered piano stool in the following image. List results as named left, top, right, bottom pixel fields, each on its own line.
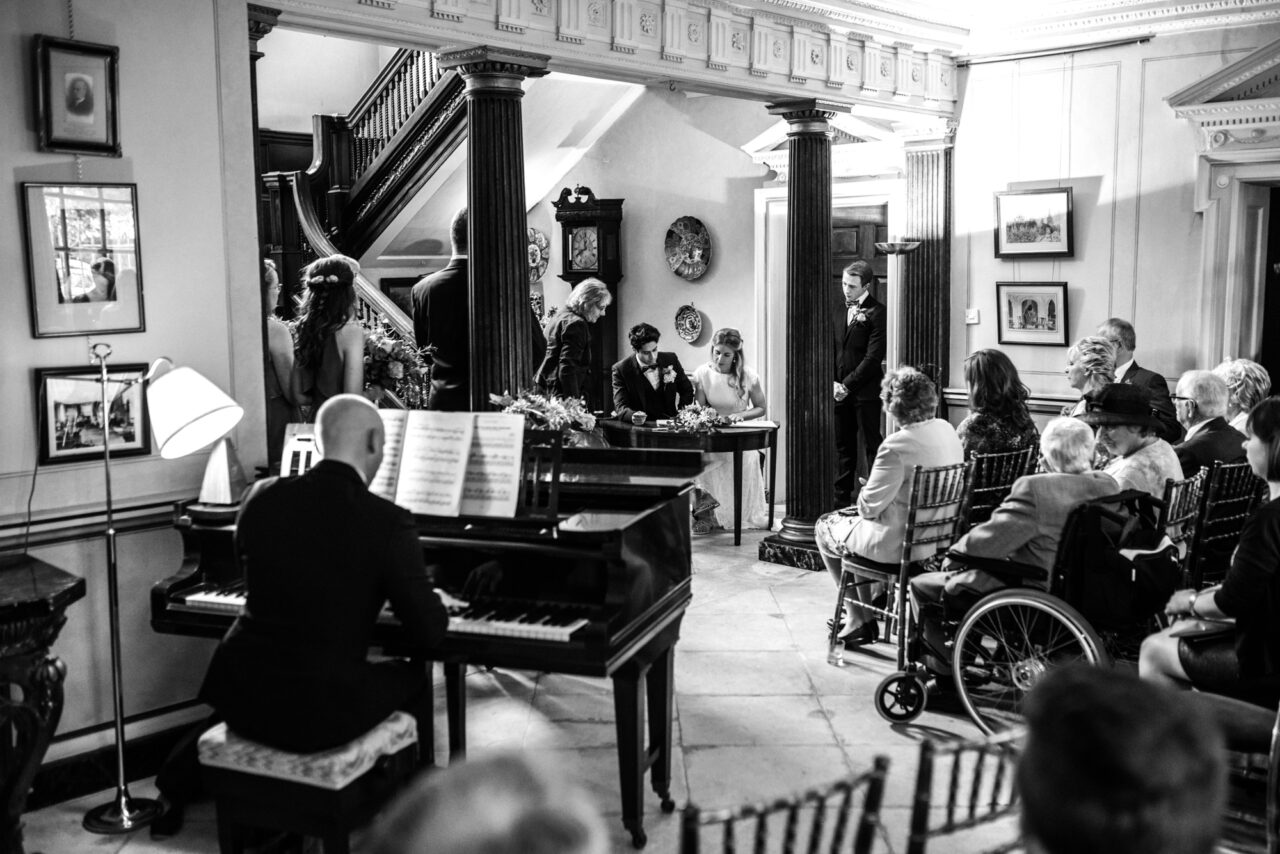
left=197, top=711, right=419, bottom=854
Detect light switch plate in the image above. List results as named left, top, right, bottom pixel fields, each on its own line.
left=965, top=308, right=980, bottom=324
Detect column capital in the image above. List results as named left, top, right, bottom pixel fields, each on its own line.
left=902, top=120, right=957, bottom=152
left=438, top=45, right=551, bottom=78
left=247, top=4, right=281, bottom=48
left=767, top=98, right=850, bottom=124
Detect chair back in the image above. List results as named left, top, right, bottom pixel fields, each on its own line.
left=1157, top=469, right=1207, bottom=568
left=518, top=429, right=564, bottom=519
left=1188, top=460, right=1266, bottom=587
left=906, top=730, right=1023, bottom=854
left=961, top=447, right=1039, bottom=531
left=679, top=755, right=890, bottom=854
left=902, top=462, right=972, bottom=565
left=1219, top=700, right=1280, bottom=854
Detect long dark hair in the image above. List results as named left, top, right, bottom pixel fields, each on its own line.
left=965, top=349, right=1034, bottom=429
left=1247, top=397, right=1280, bottom=481
left=294, top=255, right=358, bottom=370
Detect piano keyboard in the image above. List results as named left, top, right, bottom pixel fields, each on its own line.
left=184, top=581, right=247, bottom=614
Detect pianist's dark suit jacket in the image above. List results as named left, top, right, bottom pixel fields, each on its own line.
left=200, top=460, right=448, bottom=752
left=1174, top=417, right=1247, bottom=479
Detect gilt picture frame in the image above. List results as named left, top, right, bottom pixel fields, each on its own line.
left=994, top=187, right=1074, bottom=258
left=996, top=282, right=1068, bottom=347
left=36, top=364, right=151, bottom=465
left=33, top=35, right=121, bottom=157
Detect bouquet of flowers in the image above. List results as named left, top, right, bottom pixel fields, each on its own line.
left=364, top=321, right=430, bottom=409
left=672, top=402, right=725, bottom=434
left=489, top=389, right=597, bottom=433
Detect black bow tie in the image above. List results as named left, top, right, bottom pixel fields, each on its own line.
left=846, top=300, right=861, bottom=309
left=643, top=365, right=661, bottom=375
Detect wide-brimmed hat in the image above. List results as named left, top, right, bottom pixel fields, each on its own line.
left=1078, top=383, right=1163, bottom=430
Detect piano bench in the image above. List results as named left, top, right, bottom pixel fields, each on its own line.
left=197, top=711, right=419, bottom=854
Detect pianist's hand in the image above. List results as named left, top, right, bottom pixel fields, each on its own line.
left=461, top=559, right=504, bottom=600
left=434, top=588, right=470, bottom=612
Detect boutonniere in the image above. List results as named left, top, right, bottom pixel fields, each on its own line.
left=662, top=366, right=678, bottom=384
left=852, top=309, right=869, bottom=325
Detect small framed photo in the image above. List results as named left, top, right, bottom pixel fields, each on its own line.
left=33, top=35, right=121, bottom=157
left=996, top=282, right=1068, bottom=347
left=36, top=364, right=151, bottom=465
left=378, top=276, right=421, bottom=318
left=21, top=182, right=145, bottom=338
left=994, top=187, right=1074, bottom=258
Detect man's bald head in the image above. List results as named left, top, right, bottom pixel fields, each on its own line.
left=315, top=394, right=385, bottom=482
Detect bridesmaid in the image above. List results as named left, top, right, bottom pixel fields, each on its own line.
left=291, top=254, right=365, bottom=418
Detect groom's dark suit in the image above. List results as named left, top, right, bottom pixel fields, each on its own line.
left=612, top=353, right=694, bottom=422
left=834, top=294, right=887, bottom=506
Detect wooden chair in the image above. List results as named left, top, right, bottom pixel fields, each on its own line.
left=519, top=428, right=564, bottom=519
left=1188, top=461, right=1266, bottom=588
left=679, top=755, right=890, bottom=854
left=961, top=446, right=1039, bottom=531
left=906, top=729, right=1024, bottom=854
left=1157, top=469, right=1207, bottom=576
left=828, top=462, right=971, bottom=670
left=1212, top=697, right=1280, bottom=854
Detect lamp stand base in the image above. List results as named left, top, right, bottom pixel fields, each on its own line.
left=83, top=789, right=164, bottom=835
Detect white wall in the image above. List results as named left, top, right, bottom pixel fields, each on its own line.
left=949, top=26, right=1280, bottom=397
left=256, top=27, right=389, bottom=133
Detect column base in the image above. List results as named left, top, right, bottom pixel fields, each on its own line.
left=758, top=533, right=825, bottom=572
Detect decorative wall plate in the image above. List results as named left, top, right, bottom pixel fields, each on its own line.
left=528, top=227, right=549, bottom=283
left=665, top=216, right=711, bottom=280
left=674, top=304, right=703, bottom=343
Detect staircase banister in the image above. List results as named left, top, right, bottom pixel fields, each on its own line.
left=346, top=48, right=420, bottom=127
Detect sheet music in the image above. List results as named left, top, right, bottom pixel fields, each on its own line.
left=459, top=413, right=525, bottom=518
left=395, top=411, right=475, bottom=516
left=369, top=410, right=408, bottom=501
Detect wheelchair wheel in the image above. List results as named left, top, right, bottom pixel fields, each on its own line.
left=874, top=672, right=928, bottom=723
left=952, top=589, right=1109, bottom=735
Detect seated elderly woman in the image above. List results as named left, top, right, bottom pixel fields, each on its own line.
left=1080, top=383, right=1181, bottom=500
left=815, top=367, right=963, bottom=648
left=1139, top=397, right=1280, bottom=709
left=1215, top=358, right=1272, bottom=435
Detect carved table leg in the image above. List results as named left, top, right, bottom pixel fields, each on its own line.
left=1, top=648, right=69, bottom=854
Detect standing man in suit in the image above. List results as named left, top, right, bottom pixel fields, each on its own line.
left=412, top=208, right=469, bottom=411
left=1172, top=370, right=1247, bottom=478
left=200, top=394, right=448, bottom=755
left=611, top=322, right=694, bottom=423
left=1096, top=317, right=1183, bottom=444
left=834, top=260, right=887, bottom=507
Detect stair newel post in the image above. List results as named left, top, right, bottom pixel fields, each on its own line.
left=439, top=47, right=550, bottom=410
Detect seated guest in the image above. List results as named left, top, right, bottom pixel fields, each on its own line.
left=1019, top=666, right=1225, bottom=854
left=1172, top=370, right=1246, bottom=478
left=1096, top=317, right=1183, bottom=443
left=200, top=394, right=448, bottom=753
left=1061, top=335, right=1115, bottom=417
left=957, top=348, right=1039, bottom=458
left=1215, top=357, right=1272, bottom=434
left=1081, top=383, right=1181, bottom=500
left=815, top=367, right=962, bottom=648
left=368, top=752, right=607, bottom=854
left=1139, top=397, right=1280, bottom=708
left=611, top=322, right=694, bottom=423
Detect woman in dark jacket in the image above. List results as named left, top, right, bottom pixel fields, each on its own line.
left=1140, top=396, right=1280, bottom=707
left=534, top=277, right=611, bottom=400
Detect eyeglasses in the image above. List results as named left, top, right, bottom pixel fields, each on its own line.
left=1170, top=395, right=1196, bottom=403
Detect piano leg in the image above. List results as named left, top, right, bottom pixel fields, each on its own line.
left=444, top=662, right=466, bottom=763
left=612, top=665, right=648, bottom=849
left=644, top=646, right=676, bottom=814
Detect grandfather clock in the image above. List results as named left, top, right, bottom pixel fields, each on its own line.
left=553, top=186, right=623, bottom=413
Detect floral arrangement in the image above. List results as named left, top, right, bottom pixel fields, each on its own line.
left=672, top=402, right=725, bottom=434
left=363, top=320, right=430, bottom=409
left=490, top=389, right=597, bottom=433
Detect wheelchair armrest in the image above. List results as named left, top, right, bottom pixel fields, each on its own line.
left=945, top=550, right=1048, bottom=583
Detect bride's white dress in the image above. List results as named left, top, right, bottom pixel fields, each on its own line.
left=692, top=364, right=771, bottom=530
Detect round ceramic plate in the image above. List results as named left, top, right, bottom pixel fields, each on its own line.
left=665, top=216, right=711, bottom=280
left=674, top=304, right=702, bottom=343
left=528, top=227, right=549, bottom=284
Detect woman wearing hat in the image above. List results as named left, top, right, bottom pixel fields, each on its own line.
left=1080, top=383, right=1182, bottom=499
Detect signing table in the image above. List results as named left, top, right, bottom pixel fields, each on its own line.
left=601, top=420, right=777, bottom=545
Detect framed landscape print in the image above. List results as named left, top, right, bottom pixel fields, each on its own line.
left=33, top=35, right=121, bottom=157
left=994, top=187, right=1074, bottom=258
left=21, top=183, right=145, bottom=337
left=36, top=364, right=151, bottom=465
left=996, top=282, right=1068, bottom=346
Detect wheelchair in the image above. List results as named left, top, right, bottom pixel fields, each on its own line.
left=872, top=490, right=1183, bottom=734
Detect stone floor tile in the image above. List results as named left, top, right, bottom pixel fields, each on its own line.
left=675, top=650, right=813, bottom=695
left=683, top=745, right=854, bottom=806
left=678, top=694, right=836, bottom=747
left=678, top=610, right=796, bottom=651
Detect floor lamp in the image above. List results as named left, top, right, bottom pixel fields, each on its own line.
left=82, top=346, right=243, bottom=834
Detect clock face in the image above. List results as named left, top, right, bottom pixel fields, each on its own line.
left=569, top=226, right=599, bottom=272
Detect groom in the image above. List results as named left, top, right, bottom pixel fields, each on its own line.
left=611, top=322, right=694, bottom=423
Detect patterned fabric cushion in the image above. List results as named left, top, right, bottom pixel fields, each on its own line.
left=198, top=711, right=417, bottom=791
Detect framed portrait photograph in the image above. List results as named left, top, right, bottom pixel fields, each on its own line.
left=36, top=364, right=151, bottom=465
left=994, top=187, right=1074, bottom=258
left=996, top=282, right=1068, bottom=347
left=21, top=183, right=145, bottom=338
left=33, top=35, right=121, bottom=157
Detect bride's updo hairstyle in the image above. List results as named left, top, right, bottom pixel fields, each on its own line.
left=709, top=327, right=749, bottom=404
left=294, top=254, right=359, bottom=370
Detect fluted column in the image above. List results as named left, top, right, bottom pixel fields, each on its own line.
left=759, top=100, right=848, bottom=569
left=439, top=47, right=549, bottom=409
left=902, top=132, right=954, bottom=416
left=247, top=5, right=280, bottom=253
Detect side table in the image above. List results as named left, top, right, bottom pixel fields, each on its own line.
left=0, top=554, right=86, bottom=854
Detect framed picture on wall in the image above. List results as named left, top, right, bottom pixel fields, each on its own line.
left=994, top=187, right=1074, bottom=258
left=378, top=277, right=420, bottom=318
left=996, top=282, right=1068, bottom=346
left=21, top=182, right=145, bottom=337
left=33, top=35, right=122, bottom=157
left=35, top=364, right=151, bottom=465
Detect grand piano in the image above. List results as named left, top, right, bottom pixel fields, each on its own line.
left=151, top=445, right=701, bottom=849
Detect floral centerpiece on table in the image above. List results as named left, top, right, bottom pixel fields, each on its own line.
left=363, top=320, right=431, bottom=409
left=490, top=389, right=597, bottom=433
left=672, top=402, right=725, bottom=434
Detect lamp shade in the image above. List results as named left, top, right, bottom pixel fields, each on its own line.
left=147, top=366, right=244, bottom=459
